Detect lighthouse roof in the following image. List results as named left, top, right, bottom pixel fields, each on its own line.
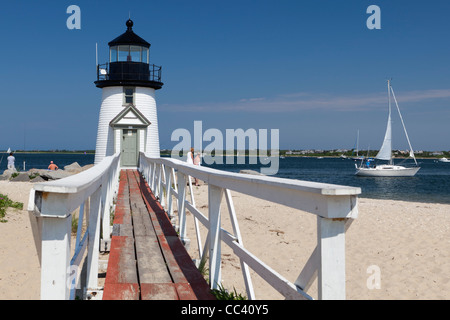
left=108, top=19, right=150, bottom=48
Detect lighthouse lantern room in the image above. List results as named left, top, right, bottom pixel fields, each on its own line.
left=94, top=19, right=163, bottom=167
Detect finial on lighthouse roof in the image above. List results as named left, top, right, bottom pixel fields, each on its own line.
left=126, top=19, right=133, bottom=31
left=108, top=18, right=150, bottom=48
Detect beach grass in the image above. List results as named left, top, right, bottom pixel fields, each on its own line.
left=0, top=193, right=23, bottom=223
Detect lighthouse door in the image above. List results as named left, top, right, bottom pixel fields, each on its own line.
left=121, top=129, right=138, bottom=167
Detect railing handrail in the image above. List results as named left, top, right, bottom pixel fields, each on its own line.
left=139, top=153, right=360, bottom=300
left=30, top=154, right=118, bottom=194
left=142, top=155, right=360, bottom=218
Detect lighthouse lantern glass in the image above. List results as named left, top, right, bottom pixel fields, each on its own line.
left=130, top=46, right=141, bottom=62
left=142, top=48, right=149, bottom=64
left=111, top=45, right=148, bottom=63
left=118, top=46, right=129, bottom=62
left=110, top=46, right=118, bottom=62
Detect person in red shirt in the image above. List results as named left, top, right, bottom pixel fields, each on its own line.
left=48, top=161, right=59, bottom=170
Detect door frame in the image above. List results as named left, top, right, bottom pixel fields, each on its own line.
left=120, top=128, right=139, bottom=167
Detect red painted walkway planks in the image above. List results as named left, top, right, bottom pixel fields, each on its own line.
left=103, top=170, right=214, bottom=300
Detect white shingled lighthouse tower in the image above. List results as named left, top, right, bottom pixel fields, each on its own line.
left=94, top=19, right=163, bottom=167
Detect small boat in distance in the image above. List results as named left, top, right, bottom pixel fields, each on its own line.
left=438, top=157, right=450, bottom=163
left=355, top=80, right=420, bottom=177
left=351, top=130, right=364, bottom=161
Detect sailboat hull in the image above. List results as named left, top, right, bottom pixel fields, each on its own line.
left=355, top=165, right=420, bottom=177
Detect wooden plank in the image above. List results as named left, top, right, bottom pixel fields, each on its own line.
left=135, top=171, right=178, bottom=237
left=164, top=236, right=215, bottom=300
left=134, top=169, right=215, bottom=300
left=103, top=236, right=139, bottom=300
left=174, top=283, right=196, bottom=300
left=113, top=171, right=131, bottom=225
left=135, top=235, right=172, bottom=284
left=111, top=223, right=133, bottom=237
left=102, top=283, right=139, bottom=300
left=141, top=283, right=179, bottom=300
left=104, top=170, right=140, bottom=300
left=105, top=169, right=216, bottom=300
left=132, top=207, right=154, bottom=237
left=104, top=236, right=137, bottom=285
left=112, top=205, right=132, bottom=225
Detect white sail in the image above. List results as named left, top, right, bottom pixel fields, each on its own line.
left=6, top=148, right=11, bottom=153
left=376, top=113, right=392, bottom=160
left=375, top=81, right=392, bottom=161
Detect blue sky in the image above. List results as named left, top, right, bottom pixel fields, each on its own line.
left=1, top=0, right=449, bottom=151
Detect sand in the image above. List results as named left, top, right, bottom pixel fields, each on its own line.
left=0, top=181, right=40, bottom=299
left=183, top=182, right=450, bottom=300
left=0, top=179, right=449, bottom=300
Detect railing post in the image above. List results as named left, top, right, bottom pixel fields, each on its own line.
left=86, top=187, right=103, bottom=290
left=224, top=189, right=255, bottom=299
left=155, top=163, right=161, bottom=199
left=164, top=165, right=173, bottom=217
left=317, top=216, right=347, bottom=300
left=40, top=213, right=72, bottom=300
left=150, top=162, right=156, bottom=192
left=208, top=185, right=224, bottom=290
left=171, top=168, right=178, bottom=216
left=177, top=172, right=188, bottom=244
left=159, top=164, right=166, bottom=208
left=101, top=170, right=110, bottom=246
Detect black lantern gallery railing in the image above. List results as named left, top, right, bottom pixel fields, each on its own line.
left=97, top=62, right=162, bottom=82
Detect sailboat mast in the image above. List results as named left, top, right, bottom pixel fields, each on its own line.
left=356, top=129, right=359, bottom=156
left=387, top=80, right=393, bottom=164
left=375, top=80, right=394, bottom=163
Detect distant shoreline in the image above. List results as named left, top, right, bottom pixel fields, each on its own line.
left=282, top=155, right=447, bottom=160
left=2, top=151, right=95, bottom=155
left=2, top=151, right=447, bottom=160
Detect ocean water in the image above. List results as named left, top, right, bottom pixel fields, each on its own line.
left=203, top=156, right=450, bottom=205
left=3, top=153, right=449, bottom=205
left=0, top=153, right=95, bottom=171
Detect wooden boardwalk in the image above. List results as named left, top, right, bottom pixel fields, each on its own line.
left=103, top=169, right=215, bottom=300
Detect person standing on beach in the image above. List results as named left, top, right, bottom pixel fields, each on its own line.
left=193, top=152, right=201, bottom=186
left=186, top=148, right=198, bottom=186
left=186, top=147, right=194, bottom=164
left=48, top=161, right=58, bottom=171
left=7, top=153, right=15, bottom=171
left=194, top=152, right=201, bottom=166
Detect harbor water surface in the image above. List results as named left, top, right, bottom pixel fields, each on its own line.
left=4, top=153, right=449, bottom=205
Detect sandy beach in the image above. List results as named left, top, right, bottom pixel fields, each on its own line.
left=0, top=181, right=40, bottom=299
left=0, top=179, right=449, bottom=300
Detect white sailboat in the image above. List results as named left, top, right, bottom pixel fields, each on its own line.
left=355, top=80, right=420, bottom=177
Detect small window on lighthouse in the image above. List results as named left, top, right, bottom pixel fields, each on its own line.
left=124, top=87, right=135, bottom=105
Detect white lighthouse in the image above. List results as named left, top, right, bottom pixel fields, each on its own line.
left=94, top=19, right=163, bottom=166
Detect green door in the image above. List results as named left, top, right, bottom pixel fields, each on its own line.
left=121, top=129, right=138, bottom=167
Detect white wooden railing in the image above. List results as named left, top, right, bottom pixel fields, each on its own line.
left=27, top=153, right=121, bottom=300
left=139, top=153, right=361, bottom=300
